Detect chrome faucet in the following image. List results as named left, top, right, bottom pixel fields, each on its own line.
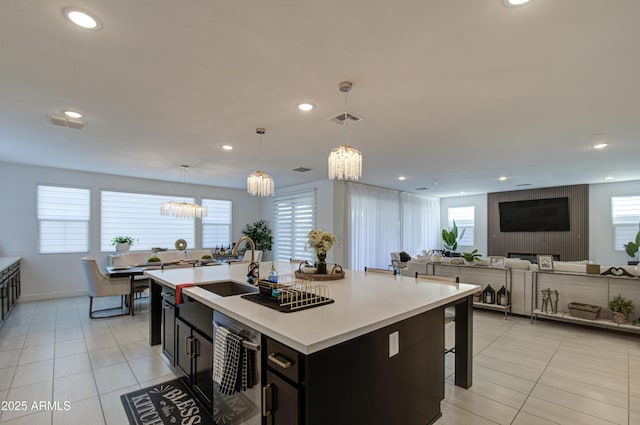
left=232, top=236, right=260, bottom=284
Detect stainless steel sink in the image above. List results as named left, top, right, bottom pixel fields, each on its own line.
left=198, top=281, right=258, bottom=297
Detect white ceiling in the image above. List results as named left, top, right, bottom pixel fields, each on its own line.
left=1, top=0, right=639, bottom=198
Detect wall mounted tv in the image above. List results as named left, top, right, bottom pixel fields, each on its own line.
left=499, top=197, right=570, bottom=232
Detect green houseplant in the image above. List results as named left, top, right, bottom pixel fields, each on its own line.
left=442, top=220, right=466, bottom=257
left=623, top=227, right=640, bottom=263
left=111, top=235, right=135, bottom=253
left=462, top=249, right=481, bottom=264
left=241, top=219, right=273, bottom=252
left=608, top=294, right=634, bottom=325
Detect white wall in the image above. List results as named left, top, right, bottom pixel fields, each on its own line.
left=440, top=194, right=489, bottom=256
left=589, top=180, right=640, bottom=266
left=0, top=162, right=262, bottom=301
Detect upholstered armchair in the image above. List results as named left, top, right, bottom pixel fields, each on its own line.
left=81, top=257, right=131, bottom=318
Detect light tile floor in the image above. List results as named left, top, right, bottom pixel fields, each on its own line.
left=0, top=297, right=638, bottom=425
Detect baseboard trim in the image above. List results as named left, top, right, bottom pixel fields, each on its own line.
left=19, top=289, right=88, bottom=303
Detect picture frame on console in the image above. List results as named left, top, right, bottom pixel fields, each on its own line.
left=489, top=256, right=505, bottom=268
left=537, top=255, right=555, bottom=271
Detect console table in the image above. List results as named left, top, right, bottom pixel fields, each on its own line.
left=430, top=262, right=513, bottom=318
left=531, top=270, right=640, bottom=333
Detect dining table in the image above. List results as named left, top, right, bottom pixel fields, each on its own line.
left=105, top=261, right=210, bottom=315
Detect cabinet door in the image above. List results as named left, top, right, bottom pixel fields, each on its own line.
left=265, top=371, right=299, bottom=425
left=162, top=301, right=176, bottom=364
left=175, top=318, right=192, bottom=379
left=191, top=330, right=213, bottom=410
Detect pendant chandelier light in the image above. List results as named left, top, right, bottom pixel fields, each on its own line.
left=328, top=81, right=362, bottom=181
left=247, top=128, right=275, bottom=197
left=160, top=165, right=208, bottom=218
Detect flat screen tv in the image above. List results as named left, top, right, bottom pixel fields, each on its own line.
left=499, top=197, right=570, bottom=232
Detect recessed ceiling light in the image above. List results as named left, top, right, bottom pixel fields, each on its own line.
left=503, top=0, right=531, bottom=7
left=605, top=176, right=615, bottom=180
left=460, top=192, right=466, bottom=195
left=593, top=143, right=608, bottom=149
left=499, top=176, right=508, bottom=181
left=221, top=145, right=233, bottom=151
left=398, top=176, right=406, bottom=181
left=63, top=8, right=102, bottom=30
left=63, top=110, right=83, bottom=119
left=297, top=103, right=314, bottom=112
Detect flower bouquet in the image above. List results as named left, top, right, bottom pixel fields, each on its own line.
left=307, top=229, right=336, bottom=274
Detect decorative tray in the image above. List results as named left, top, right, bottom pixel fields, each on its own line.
left=294, top=263, right=345, bottom=281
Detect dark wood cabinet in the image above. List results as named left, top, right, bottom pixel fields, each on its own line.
left=0, top=260, right=20, bottom=326
left=175, top=316, right=214, bottom=410
left=265, top=371, right=300, bottom=425
left=261, top=306, right=444, bottom=425
left=191, top=331, right=213, bottom=406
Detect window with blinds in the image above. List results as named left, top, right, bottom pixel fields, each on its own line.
left=272, top=190, right=316, bottom=262
left=101, top=191, right=195, bottom=252
left=447, top=206, right=475, bottom=247
left=202, top=199, right=232, bottom=248
left=37, top=185, right=90, bottom=254
left=611, top=195, right=640, bottom=251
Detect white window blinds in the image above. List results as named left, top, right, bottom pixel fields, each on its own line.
left=273, top=190, right=316, bottom=262
left=611, top=196, right=640, bottom=251
left=37, top=185, right=90, bottom=254
left=447, top=206, right=475, bottom=247
left=101, top=191, right=195, bottom=252
left=202, top=199, right=232, bottom=248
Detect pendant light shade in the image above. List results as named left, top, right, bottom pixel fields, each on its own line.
left=328, top=144, right=362, bottom=181
left=328, top=81, right=363, bottom=181
left=160, top=201, right=208, bottom=218
left=247, top=170, right=275, bottom=197
left=160, top=165, right=207, bottom=218
left=247, top=128, right=275, bottom=197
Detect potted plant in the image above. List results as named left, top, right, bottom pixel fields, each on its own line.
left=462, top=249, right=481, bottom=265
left=608, top=294, right=634, bottom=325
left=623, top=226, right=640, bottom=265
left=147, top=256, right=161, bottom=265
left=111, top=236, right=135, bottom=253
left=201, top=254, right=213, bottom=265
left=442, top=220, right=466, bottom=257
left=241, top=219, right=273, bottom=252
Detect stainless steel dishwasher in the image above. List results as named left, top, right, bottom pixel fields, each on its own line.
left=212, top=310, right=262, bottom=425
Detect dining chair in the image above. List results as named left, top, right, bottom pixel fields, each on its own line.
left=364, top=267, right=397, bottom=275
left=415, top=272, right=459, bottom=354
left=81, top=257, right=131, bottom=318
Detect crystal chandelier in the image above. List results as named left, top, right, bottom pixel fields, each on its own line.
left=247, top=128, right=275, bottom=196
left=328, top=144, right=362, bottom=181
left=160, top=201, right=207, bottom=219
left=160, top=165, right=208, bottom=218
left=328, top=81, right=362, bottom=181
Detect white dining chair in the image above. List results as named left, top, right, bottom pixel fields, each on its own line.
left=81, top=257, right=131, bottom=318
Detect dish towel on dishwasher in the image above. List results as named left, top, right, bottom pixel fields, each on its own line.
left=213, top=325, right=254, bottom=395
left=212, top=326, right=229, bottom=385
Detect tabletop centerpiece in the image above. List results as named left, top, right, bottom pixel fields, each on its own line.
left=307, top=229, right=336, bottom=275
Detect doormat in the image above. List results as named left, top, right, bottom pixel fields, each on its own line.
left=121, top=378, right=258, bottom=425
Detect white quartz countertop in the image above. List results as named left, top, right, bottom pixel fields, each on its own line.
left=145, top=261, right=480, bottom=354
left=0, top=257, right=21, bottom=271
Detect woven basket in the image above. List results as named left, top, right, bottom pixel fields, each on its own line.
left=567, top=302, right=601, bottom=320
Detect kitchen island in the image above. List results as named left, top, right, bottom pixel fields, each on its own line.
left=145, top=261, right=479, bottom=425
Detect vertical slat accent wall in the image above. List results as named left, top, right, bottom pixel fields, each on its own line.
left=487, top=185, right=588, bottom=261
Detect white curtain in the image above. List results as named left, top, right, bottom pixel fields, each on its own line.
left=401, top=192, right=440, bottom=257
left=346, top=183, right=400, bottom=271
